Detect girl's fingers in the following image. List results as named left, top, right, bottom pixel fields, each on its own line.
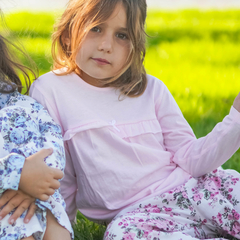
left=45, top=188, right=55, bottom=196
left=8, top=198, right=34, bottom=224
left=24, top=202, right=37, bottom=224
left=38, top=194, right=49, bottom=202
left=50, top=179, right=61, bottom=190
left=0, top=190, right=17, bottom=208
left=27, top=148, right=53, bottom=161
left=0, top=195, right=23, bottom=220
left=52, top=168, right=64, bottom=180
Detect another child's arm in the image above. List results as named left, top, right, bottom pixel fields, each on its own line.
left=156, top=81, right=240, bottom=177
left=0, top=97, right=66, bottom=224
left=0, top=148, right=63, bottom=223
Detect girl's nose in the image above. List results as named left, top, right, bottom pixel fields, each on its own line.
left=98, top=35, right=113, bottom=53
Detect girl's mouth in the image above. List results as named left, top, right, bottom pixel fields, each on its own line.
left=92, top=58, right=110, bottom=65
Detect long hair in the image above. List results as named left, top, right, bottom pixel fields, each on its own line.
left=0, top=12, right=38, bottom=94
left=52, top=0, right=148, bottom=97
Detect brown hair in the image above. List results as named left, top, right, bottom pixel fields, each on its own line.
left=0, top=11, right=38, bottom=94
left=52, top=0, right=148, bottom=97
left=0, top=34, right=38, bottom=94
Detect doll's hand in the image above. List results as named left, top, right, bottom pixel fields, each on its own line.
left=233, top=92, right=240, bottom=113
left=0, top=189, right=36, bottom=224
left=19, top=148, right=64, bottom=201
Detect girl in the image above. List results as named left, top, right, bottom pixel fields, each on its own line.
left=30, top=0, right=240, bottom=239
left=0, top=17, right=73, bottom=240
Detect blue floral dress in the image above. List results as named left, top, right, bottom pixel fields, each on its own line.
left=0, top=89, right=73, bottom=240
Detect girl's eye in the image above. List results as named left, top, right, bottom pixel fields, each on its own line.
left=91, top=27, right=101, bottom=33
left=116, top=33, right=128, bottom=40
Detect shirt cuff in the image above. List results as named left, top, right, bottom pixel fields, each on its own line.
left=1, top=154, right=25, bottom=191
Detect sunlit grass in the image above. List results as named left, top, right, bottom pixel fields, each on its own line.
left=2, top=9, right=240, bottom=239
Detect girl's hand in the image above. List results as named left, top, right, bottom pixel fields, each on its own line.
left=233, top=92, right=240, bottom=113
left=19, top=148, right=64, bottom=201
left=0, top=189, right=36, bottom=224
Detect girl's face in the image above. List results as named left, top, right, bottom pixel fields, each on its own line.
left=75, top=2, right=131, bottom=87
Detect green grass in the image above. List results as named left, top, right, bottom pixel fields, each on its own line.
left=2, top=9, right=240, bottom=239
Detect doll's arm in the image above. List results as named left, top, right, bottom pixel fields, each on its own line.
left=156, top=81, right=240, bottom=177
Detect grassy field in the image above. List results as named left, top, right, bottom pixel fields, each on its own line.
left=1, top=9, right=240, bottom=239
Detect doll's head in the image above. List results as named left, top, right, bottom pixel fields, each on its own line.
left=52, top=0, right=148, bottom=97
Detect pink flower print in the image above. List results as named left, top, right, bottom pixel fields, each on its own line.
left=234, top=213, right=240, bottom=221
left=202, top=219, right=207, bottom=224
left=182, top=191, right=188, bottom=199
left=210, top=193, right=215, bottom=199
left=232, top=210, right=240, bottom=220
left=193, top=193, right=203, bottom=202
left=124, top=223, right=129, bottom=227
left=137, top=223, right=152, bottom=231
left=122, top=232, right=136, bottom=240
left=228, top=188, right=233, bottom=192
left=213, top=169, right=218, bottom=173
left=151, top=208, right=161, bottom=213
left=217, top=213, right=223, bottom=224
left=118, top=222, right=123, bottom=226
left=189, top=206, right=194, bottom=212
left=232, top=221, right=240, bottom=234
left=232, top=178, right=239, bottom=185
left=165, top=207, right=172, bottom=212
left=227, top=194, right=232, bottom=200
left=213, top=177, right=221, bottom=187
left=142, top=232, right=149, bottom=238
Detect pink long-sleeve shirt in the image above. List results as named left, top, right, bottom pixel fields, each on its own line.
left=30, top=71, right=240, bottom=222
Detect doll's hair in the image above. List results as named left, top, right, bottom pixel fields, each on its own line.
left=52, top=0, right=148, bottom=97
left=0, top=34, right=37, bottom=94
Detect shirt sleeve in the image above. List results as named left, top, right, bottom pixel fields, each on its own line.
left=0, top=96, right=65, bottom=197
left=156, top=81, right=240, bottom=177
left=0, top=152, right=25, bottom=194
left=29, top=81, right=63, bottom=130
left=60, top=142, right=78, bottom=222
left=30, top=81, right=78, bottom=221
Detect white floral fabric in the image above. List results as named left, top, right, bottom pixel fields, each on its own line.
left=105, top=168, right=240, bottom=240
left=0, top=89, right=73, bottom=240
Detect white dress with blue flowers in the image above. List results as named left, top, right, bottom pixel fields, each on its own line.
left=0, top=89, right=73, bottom=240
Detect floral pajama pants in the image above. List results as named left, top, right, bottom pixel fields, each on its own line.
left=104, top=168, right=240, bottom=240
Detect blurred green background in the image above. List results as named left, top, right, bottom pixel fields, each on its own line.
left=1, top=9, right=240, bottom=239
